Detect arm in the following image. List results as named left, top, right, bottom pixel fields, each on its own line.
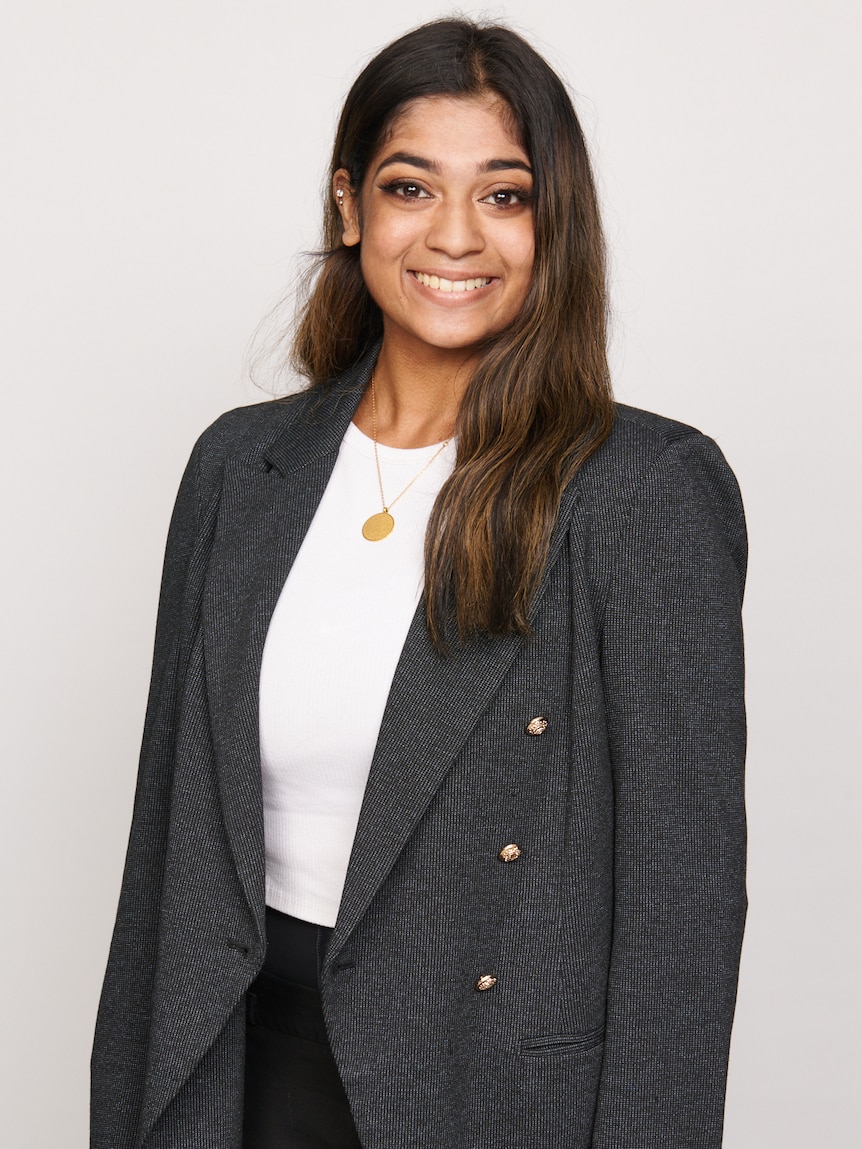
left=591, top=434, right=747, bottom=1148
left=90, top=441, right=202, bottom=1149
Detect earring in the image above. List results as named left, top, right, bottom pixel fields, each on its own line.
left=336, top=189, right=345, bottom=206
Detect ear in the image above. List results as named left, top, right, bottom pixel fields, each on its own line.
left=333, top=169, right=360, bottom=247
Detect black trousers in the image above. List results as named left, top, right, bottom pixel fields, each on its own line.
left=242, top=908, right=362, bottom=1149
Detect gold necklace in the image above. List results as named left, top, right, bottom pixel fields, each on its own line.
left=361, top=376, right=451, bottom=542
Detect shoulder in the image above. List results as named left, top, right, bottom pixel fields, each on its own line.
left=193, top=389, right=317, bottom=466
left=573, top=402, right=747, bottom=590
left=578, top=402, right=742, bottom=511
left=177, top=350, right=373, bottom=511
left=183, top=385, right=342, bottom=500
left=584, top=402, right=705, bottom=487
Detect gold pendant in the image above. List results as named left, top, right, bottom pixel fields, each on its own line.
left=362, top=511, right=395, bottom=541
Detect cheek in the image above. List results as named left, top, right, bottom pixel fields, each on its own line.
left=498, top=217, right=535, bottom=283
left=516, top=228, right=536, bottom=274
left=358, top=219, right=415, bottom=290
left=510, top=236, right=535, bottom=299
left=361, top=206, right=417, bottom=256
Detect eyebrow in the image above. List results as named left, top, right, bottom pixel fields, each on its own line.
left=373, top=151, right=533, bottom=179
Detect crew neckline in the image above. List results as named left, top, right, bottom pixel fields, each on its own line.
left=344, top=419, right=453, bottom=461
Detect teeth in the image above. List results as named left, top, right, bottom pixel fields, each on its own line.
left=415, top=272, right=491, bottom=292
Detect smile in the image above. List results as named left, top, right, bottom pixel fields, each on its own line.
left=412, top=272, right=493, bottom=293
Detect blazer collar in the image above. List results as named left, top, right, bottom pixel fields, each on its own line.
left=137, top=353, right=382, bottom=1141
left=202, top=343, right=580, bottom=961
left=262, top=346, right=377, bottom=476
left=201, top=347, right=378, bottom=944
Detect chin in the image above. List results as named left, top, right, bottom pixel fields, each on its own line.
left=415, top=322, right=497, bottom=352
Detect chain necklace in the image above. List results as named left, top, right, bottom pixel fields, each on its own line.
left=361, top=376, right=451, bottom=542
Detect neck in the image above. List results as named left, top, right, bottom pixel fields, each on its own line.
left=353, top=341, right=473, bottom=448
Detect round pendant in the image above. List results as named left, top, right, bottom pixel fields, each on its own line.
left=362, top=511, right=395, bottom=541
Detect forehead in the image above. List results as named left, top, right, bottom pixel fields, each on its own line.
left=378, top=93, right=526, bottom=158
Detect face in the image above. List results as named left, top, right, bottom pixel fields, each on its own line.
left=334, top=94, right=535, bottom=363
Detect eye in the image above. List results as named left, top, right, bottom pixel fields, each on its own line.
left=482, top=187, right=533, bottom=208
left=380, top=179, right=432, bottom=200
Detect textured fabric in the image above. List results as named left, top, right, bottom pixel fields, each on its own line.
left=259, top=422, right=456, bottom=926
left=91, top=347, right=747, bottom=1149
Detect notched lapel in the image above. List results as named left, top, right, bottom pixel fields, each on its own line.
left=199, top=336, right=581, bottom=968
left=202, top=381, right=366, bottom=938
left=328, top=482, right=582, bottom=963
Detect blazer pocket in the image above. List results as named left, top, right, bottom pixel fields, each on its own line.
left=519, top=1025, right=605, bottom=1058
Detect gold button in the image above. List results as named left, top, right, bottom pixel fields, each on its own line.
left=475, top=974, right=497, bottom=992
left=525, top=716, right=548, bottom=736
left=498, top=844, right=522, bottom=863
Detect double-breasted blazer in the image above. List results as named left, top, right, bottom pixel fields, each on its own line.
left=91, top=348, right=747, bottom=1149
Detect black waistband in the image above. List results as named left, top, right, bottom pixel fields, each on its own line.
left=261, top=906, right=333, bottom=990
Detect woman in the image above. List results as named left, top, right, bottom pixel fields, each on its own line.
left=91, top=18, right=747, bottom=1149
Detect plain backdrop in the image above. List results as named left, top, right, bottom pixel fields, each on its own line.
left=2, top=2, right=860, bottom=1145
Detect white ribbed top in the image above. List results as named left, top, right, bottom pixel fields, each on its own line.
left=259, top=421, right=457, bottom=926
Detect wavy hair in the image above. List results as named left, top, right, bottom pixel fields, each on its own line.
left=292, top=18, right=615, bottom=646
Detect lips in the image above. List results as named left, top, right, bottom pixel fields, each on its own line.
left=412, top=271, right=493, bottom=293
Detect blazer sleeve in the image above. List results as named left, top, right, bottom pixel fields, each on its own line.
left=590, top=433, right=747, bottom=1148
left=91, top=441, right=203, bottom=1148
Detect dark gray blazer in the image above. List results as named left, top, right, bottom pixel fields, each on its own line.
left=91, top=349, right=747, bottom=1149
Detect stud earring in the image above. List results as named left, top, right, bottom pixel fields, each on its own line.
left=336, top=189, right=344, bottom=206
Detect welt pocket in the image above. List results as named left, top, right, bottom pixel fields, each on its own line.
left=519, top=1025, right=605, bottom=1057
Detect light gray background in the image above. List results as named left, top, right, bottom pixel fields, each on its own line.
left=2, top=2, right=860, bottom=1145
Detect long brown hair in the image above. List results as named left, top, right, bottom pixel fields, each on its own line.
left=293, top=19, right=614, bottom=646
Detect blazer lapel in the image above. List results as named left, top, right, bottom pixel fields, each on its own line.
left=327, top=480, right=581, bottom=963
left=202, top=358, right=371, bottom=939
left=202, top=343, right=579, bottom=959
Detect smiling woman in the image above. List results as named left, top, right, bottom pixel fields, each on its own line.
left=334, top=95, right=535, bottom=362
left=91, top=18, right=747, bottom=1149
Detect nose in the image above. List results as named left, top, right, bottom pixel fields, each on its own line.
left=425, top=198, right=485, bottom=259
